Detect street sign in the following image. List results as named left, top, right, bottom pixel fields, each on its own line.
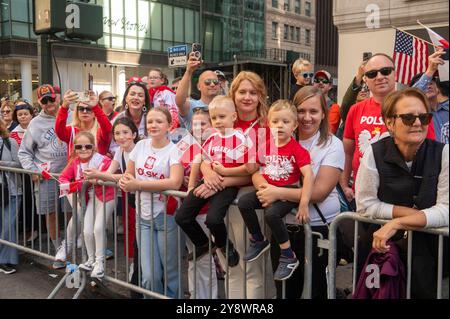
left=168, top=45, right=188, bottom=68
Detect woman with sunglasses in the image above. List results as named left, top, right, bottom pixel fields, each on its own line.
left=355, top=88, right=448, bottom=298
left=98, top=91, right=118, bottom=122
left=148, top=68, right=179, bottom=131
left=289, top=58, right=313, bottom=100
left=1, top=100, right=18, bottom=132
left=56, top=90, right=112, bottom=158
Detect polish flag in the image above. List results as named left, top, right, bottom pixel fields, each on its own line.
left=59, top=181, right=81, bottom=198
left=175, top=132, right=209, bottom=164
left=423, top=25, right=449, bottom=81
left=39, top=162, right=54, bottom=180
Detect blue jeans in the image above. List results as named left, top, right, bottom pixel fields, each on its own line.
left=137, top=214, right=182, bottom=298
left=0, top=196, right=21, bottom=264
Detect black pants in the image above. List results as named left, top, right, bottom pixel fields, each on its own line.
left=270, top=224, right=329, bottom=299
left=175, top=187, right=238, bottom=248
left=357, top=223, right=449, bottom=299
left=238, top=190, right=298, bottom=244
left=130, top=239, right=143, bottom=299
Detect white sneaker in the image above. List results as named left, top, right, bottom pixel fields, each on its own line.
left=79, top=259, right=95, bottom=271
left=91, top=260, right=105, bottom=278
left=55, top=240, right=70, bottom=262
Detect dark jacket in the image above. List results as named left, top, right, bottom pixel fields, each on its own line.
left=353, top=241, right=406, bottom=299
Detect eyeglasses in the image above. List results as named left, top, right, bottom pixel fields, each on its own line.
left=74, top=144, right=94, bottom=151
left=314, top=78, right=330, bottom=84
left=102, top=97, right=116, bottom=102
left=41, top=97, right=56, bottom=104
left=204, top=79, right=219, bottom=86
left=364, top=67, right=395, bottom=79
left=298, top=72, right=314, bottom=79
left=392, top=113, right=432, bottom=126
left=77, top=106, right=93, bottom=113
left=1, top=110, right=11, bottom=115
left=193, top=106, right=209, bottom=114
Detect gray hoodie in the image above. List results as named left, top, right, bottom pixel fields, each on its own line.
left=18, top=110, right=67, bottom=174
left=0, top=137, right=22, bottom=196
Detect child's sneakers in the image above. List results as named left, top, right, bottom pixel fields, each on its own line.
left=244, top=239, right=270, bottom=262
left=91, top=260, right=105, bottom=278
left=220, top=242, right=239, bottom=267
left=79, top=259, right=95, bottom=272
left=54, top=240, right=70, bottom=263
left=274, top=255, right=299, bottom=281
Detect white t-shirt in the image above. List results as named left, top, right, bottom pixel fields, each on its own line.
left=113, top=148, right=131, bottom=173
left=285, top=132, right=345, bottom=226
left=128, top=139, right=181, bottom=220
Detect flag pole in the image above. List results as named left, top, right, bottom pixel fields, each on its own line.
left=392, top=25, right=438, bottom=48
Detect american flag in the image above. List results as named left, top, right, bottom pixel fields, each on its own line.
left=393, top=30, right=429, bottom=85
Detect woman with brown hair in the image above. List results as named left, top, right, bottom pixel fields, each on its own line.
left=1, top=100, right=18, bottom=132
left=98, top=91, right=118, bottom=122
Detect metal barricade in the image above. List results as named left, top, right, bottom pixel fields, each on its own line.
left=1, top=165, right=316, bottom=299
left=327, top=212, right=449, bottom=299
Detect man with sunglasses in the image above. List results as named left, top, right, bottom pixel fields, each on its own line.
left=18, top=84, right=68, bottom=269
left=340, top=53, right=435, bottom=203
left=175, top=52, right=220, bottom=130
left=313, top=70, right=341, bottom=134
left=289, top=58, right=313, bottom=100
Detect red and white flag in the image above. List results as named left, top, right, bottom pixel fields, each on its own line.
left=174, top=132, right=207, bottom=164
left=393, top=30, right=429, bottom=85
left=59, top=181, right=80, bottom=198
left=422, top=25, right=449, bottom=81
left=38, top=162, right=55, bottom=181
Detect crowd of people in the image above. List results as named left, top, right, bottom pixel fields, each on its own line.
left=0, top=48, right=448, bottom=299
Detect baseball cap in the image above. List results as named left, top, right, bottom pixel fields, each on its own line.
left=215, top=70, right=226, bottom=79
left=314, top=70, right=332, bottom=82
left=37, top=84, right=56, bottom=101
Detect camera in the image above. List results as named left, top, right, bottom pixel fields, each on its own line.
left=192, top=43, right=202, bottom=60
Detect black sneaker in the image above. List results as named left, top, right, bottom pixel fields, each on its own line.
left=0, top=264, right=16, bottom=274
left=274, top=255, right=299, bottom=281
left=221, top=244, right=240, bottom=267
left=188, top=243, right=215, bottom=261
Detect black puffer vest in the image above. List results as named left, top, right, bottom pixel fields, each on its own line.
left=371, top=137, right=444, bottom=210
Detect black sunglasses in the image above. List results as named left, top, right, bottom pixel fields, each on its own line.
left=314, top=78, right=330, bottom=84
left=77, top=106, right=93, bottom=113
left=41, top=97, right=56, bottom=104
left=364, top=67, right=395, bottom=79
left=102, top=97, right=116, bottom=102
left=74, top=144, right=94, bottom=151
left=204, top=79, right=219, bottom=86
left=392, top=113, right=432, bottom=126
left=129, top=81, right=147, bottom=87
left=193, top=106, right=209, bottom=114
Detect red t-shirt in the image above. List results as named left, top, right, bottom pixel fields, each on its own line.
left=257, top=138, right=311, bottom=187
left=202, top=130, right=248, bottom=167
left=344, top=97, right=436, bottom=181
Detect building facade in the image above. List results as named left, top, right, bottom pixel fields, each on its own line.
left=333, top=0, right=449, bottom=103
left=265, top=0, right=315, bottom=63
left=0, top=0, right=272, bottom=104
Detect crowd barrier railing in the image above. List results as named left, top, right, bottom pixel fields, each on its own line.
left=1, top=165, right=316, bottom=299
left=327, top=212, right=449, bottom=299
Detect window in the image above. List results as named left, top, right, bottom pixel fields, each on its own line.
left=284, top=24, right=289, bottom=40
left=272, top=21, right=278, bottom=39
left=284, top=0, right=290, bottom=11
left=295, top=27, right=300, bottom=42
left=290, top=26, right=294, bottom=41
left=305, top=1, right=311, bottom=16
left=295, top=0, right=301, bottom=14
left=272, top=0, right=278, bottom=8
left=305, top=29, right=311, bottom=45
